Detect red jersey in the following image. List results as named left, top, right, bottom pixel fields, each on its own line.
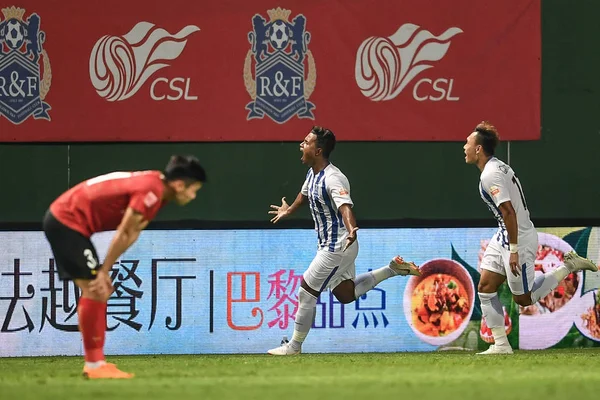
left=50, top=170, right=167, bottom=238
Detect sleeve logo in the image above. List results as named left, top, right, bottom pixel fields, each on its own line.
left=144, top=191, right=158, bottom=208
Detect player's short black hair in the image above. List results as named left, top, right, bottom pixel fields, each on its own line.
left=474, top=121, right=499, bottom=156
left=164, top=155, right=207, bottom=184
left=311, top=126, right=336, bottom=159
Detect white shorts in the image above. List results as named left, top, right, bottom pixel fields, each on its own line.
left=303, top=240, right=359, bottom=292
left=480, top=233, right=538, bottom=295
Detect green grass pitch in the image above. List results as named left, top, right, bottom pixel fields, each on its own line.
left=2, top=349, right=599, bottom=400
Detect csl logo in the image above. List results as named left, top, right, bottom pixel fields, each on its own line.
left=89, top=22, right=199, bottom=102
left=355, top=23, right=462, bottom=102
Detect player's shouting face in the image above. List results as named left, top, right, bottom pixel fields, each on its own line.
left=300, top=132, right=319, bottom=165
left=463, top=131, right=480, bottom=164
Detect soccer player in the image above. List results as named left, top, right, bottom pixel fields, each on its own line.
left=43, top=155, right=206, bottom=378
left=464, top=121, right=598, bottom=354
left=266, top=126, right=420, bottom=355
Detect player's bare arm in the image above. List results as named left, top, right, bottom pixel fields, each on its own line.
left=339, top=203, right=359, bottom=251
left=499, top=200, right=519, bottom=277
left=102, top=207, right=147, bottom=270
left=89, top=207, right=147, bottom=299
left=269, top=192, right=307, bottom=223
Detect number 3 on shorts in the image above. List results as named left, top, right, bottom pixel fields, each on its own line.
left=83, top=249, right=97, bottom=269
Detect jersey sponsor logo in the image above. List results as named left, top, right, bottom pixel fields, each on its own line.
left=490, top=185, right=500, bottom=196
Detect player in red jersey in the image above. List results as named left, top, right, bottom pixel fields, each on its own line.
left=42, top=155, right=206, bottom=379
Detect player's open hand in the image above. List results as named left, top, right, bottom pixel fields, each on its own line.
left=268, top=197, right=290, bottom=224
left=509, top=252, right=520, bottom=277
left=89, top=270, right=114, bottom=301
left=343, top=227, right=359, bottom=251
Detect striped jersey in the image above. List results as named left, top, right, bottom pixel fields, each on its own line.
left=301, top=163, right=353, bottom=252
left=479, top=157, right=536, bottom=250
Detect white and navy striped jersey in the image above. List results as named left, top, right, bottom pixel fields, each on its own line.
left=479, top=157, right=536, bottom=250
left=301, top=164, right=353, bottom=252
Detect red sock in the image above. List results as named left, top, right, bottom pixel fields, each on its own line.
left=78, top=297, right=107, bottom=362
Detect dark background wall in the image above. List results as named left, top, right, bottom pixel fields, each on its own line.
left=0, top=0, right=598, bottom=228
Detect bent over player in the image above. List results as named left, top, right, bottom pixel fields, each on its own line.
left=266, top=126, right=420, bottom=355
left=43, top=155, right=206, bottom=378
left=464, top=121, right=597, bottom=354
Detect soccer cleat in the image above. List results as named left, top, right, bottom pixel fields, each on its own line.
left=82, top=363, right=135, bottom=379
left=389, top=256, right=421, bottom=276
left=476, top=344, right=513, bottom=355
left=267, top=337, right=301, bottom=356
left=564, top=251, right=598, bottom=273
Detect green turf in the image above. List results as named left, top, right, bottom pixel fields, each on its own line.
left=1, top=349, right=599, bottom=400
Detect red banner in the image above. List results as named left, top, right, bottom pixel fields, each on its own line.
left=0, top=0, right=540, bottom=142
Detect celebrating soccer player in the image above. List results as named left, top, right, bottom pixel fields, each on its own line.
left=266, top=126, right=420, bottom=355
left=464, top=121, right=597, bottom=354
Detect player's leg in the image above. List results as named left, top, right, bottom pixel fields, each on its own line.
left=477, top=242, right=513, bottom=354
left=288, top=280, right=320, bottom=352
left=508, top=233, right=597, bottom=307
left=329, top=241, right=360, bottom=303
left=42, top=211, right=133, bottom=379
left=508, top=239, right=543, bottom=307
left=267, top=250, right=341, bottom=355
left=73, top=278, right=131, bottom=379
left=329, top=241, right=419, bottom=302
left=351, top=254, right=420, bottom=300
left=526, top=250, right=597, bottom=305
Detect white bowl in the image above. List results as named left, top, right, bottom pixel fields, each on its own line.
left=574, top=290, right=600, bottom=342
left=403, top=258, right=475, bottom=346
left=519, top=232, right=580, bottom=350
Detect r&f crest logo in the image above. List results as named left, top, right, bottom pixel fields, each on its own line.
left=244, top=7, right=316, bottom=124
left=0, top=6, right=51, bottom=124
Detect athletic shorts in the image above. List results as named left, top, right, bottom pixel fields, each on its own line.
left=303, top=240, right=359, bottom=292
left=480, top=233, right=538, bottom=295
left=42, top=209, right=101, bottom=281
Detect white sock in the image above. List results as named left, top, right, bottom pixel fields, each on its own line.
left=529, top=265, right=569, bottom=304
left=290, top=287, right=318, bottom=351
left=479, top=292, right=509, bottom=347
left=353, top=266, right=396, bottom=298
left=84, top=360, right=106, bottom=369
left=491, top=327, right=509, bottom=347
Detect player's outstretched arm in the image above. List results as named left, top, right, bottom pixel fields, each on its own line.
left=339, top=204, right=359, bottom=251
left=268, top=192, right=306, bottom=223
left=89, top=207, right=148, bottom=300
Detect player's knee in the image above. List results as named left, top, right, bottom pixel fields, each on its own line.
left=478, top=280, right=496, bottom=293
left=298, top=286, right=318, bottom=307
left=333, top=291, right=355, bottom=304
left=512, top=293, right=532, bottom=306
left=332, top=281, right=356, bottom=304
left=334, top=293, right=354, bottom=304
left=76, top=281, right=105, bottom=303
left=82, top=291, right=105, bottom=303
left=300, top=279, right=320, bottom=298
